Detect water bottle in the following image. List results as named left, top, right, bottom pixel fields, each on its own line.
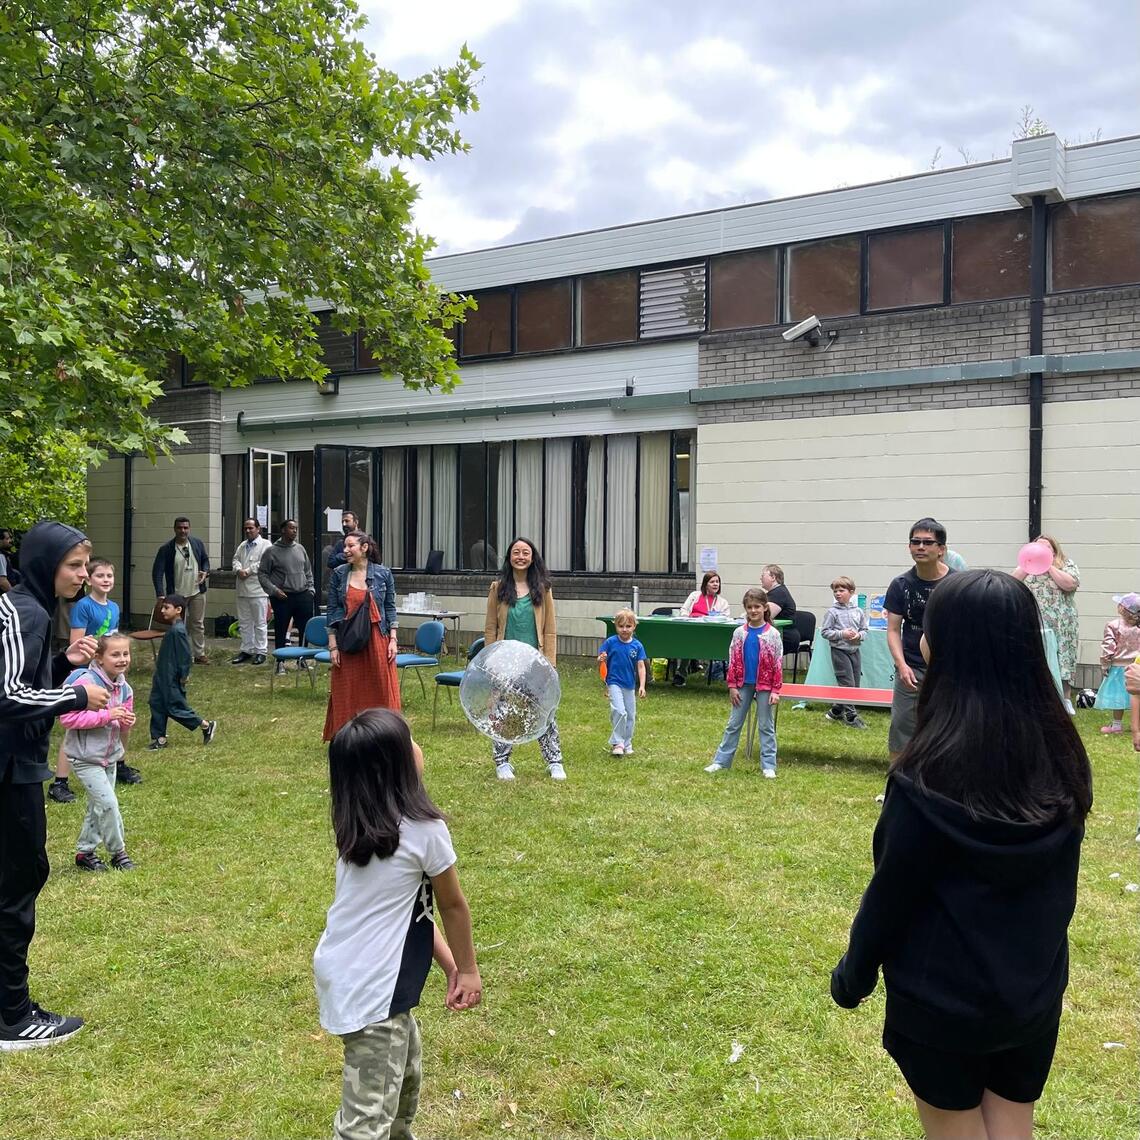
left=632, top=586, right=640, bottom=615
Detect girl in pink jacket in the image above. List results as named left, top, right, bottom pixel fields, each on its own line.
left=704, top=588, right=784, bottom=777
left=60, top=633, right=137, bottom=872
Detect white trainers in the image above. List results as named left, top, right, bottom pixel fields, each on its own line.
left=1063, top=698, right=1075, bottom=715
left=610, top=744, right=624, bottom=756
left=623, top=746, right=634, bottom=755
left=548, top=762, right=567, bottom=781
left=762, top=769, right=777, bottom=779
left=704, top=762, right=726, bottom=773
left=495, top=762, right=515, bottom=781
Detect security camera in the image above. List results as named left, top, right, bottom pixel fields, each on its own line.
left=782, top=315, right=822, bottom=345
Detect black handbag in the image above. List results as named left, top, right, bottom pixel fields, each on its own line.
left=337, top=597, right=374, bottom=654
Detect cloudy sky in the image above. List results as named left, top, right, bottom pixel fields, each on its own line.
left=357, top=0, right=1140, bottom=256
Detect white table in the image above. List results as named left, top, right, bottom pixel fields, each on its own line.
left=397, top=608, right=465, bottom=661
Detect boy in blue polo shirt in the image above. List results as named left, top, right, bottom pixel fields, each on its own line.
left=598, top=609, right=647, bottom=756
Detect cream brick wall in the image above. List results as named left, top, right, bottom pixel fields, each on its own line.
left=1041, top=394, right=1140, bottom=667
left=696, top=399, right=1138, bottom=671
left=87, top=453, right=222, bottom=624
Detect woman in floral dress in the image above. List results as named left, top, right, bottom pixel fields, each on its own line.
left=1012, top=533, right=1081, bottom=712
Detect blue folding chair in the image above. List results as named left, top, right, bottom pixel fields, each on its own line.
left=432, top=638, right=485, bottom=728
left=393, top=620, right=444, bottom=697
left=270, top=615, right=328, bottom=696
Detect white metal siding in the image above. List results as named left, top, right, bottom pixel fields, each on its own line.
left=427, top=136, right=1140, bottom=292
left=220, top=341, right=697, bottom=452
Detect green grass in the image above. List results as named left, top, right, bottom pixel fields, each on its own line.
left=3, top=650, right=1137, bottom=1139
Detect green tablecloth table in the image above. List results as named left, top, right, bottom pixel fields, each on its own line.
left=596, top=615, right=790, bottom=661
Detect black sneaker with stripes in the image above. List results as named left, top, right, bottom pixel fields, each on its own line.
left=0, top=1003, right=84, bottom=1051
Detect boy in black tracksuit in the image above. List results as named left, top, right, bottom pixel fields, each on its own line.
left=0, top=521, right=108, bottom=1050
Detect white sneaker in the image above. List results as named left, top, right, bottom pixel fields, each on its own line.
left=704, top=762, right=726, bottom=773
left=762, top=769, right=777, bottom=779
left=495, top=763, right=515, bottom=781
left=1063, top=698, right=1075, bottom=715
left=548, top=762, right=567, bottom=781
left=623, top=746, right=634, bottom=755
left=610, top=744, right=624, bottom=756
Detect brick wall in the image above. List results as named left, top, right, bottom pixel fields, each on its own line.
left=155, top=387, right=222, bottom=454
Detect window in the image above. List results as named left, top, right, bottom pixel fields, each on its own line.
left=671, top=430, right=693, bottom=574
left=867, top=227, right=944, bottom=310
left=709, top=249, right=779, bottom=331
left=355, top=330, right=380, bottom=371
left=315, top=314, right=355, bottom=374
left=786, top=236, right=861, bottom=320
left=458, top=443, right=487, bottom=569
left=578, top=271, right=637, bottom=346
left=461, top=289, right=512, bottom=357
left=516, top=280, right=572, bottom=353
left=221, top=455, right=246, bottom=560
left=639, top=264, right=706, bottom=338
left=1050, top=194, right=1140, bottom=291
left=638, top=433, right=670, bottom=570
left=951, top=211, right=1031, bottom=302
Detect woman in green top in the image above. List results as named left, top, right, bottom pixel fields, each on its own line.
left=483, top=538, right=565, bottom=782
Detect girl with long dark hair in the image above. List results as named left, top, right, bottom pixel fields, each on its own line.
left=314, top=710, right=481, bottom=1139
left=324, top=530, right=400, bottom=741
left=832, top=570, right=1092, bottom=1140
left=483, top=537, right=565, bottom=781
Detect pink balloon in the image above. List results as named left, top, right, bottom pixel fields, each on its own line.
left=1018, top=542, right=1054, bottom=576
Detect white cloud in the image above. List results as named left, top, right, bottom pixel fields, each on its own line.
left=356, top=0, right=521, bottom=63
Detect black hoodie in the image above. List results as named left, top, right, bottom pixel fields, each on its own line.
left=831, top=771, right=1084, bottom=1052
left=0, top=520, right=91, bottom=783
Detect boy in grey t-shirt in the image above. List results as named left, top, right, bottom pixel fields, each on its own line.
left=821, top=575, right=869, bottom=728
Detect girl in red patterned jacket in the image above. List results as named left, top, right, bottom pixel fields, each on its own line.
left=704, top=588, right=784, bottom=777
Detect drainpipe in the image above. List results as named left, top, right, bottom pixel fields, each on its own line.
left=122, top=455, right=134, bottom=625
left=1027, top=195, right=1046, bottom=539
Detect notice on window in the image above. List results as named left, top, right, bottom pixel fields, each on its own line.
left=255, top=504, right=269, bottom=528
left=699, top=546, right=718, bottom=572
left=324, top=507, right=343, bottom=533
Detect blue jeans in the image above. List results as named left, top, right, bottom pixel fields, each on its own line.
left=607, top=685, right=637, bottom=748
left=710, top=685, right=777, bottom=772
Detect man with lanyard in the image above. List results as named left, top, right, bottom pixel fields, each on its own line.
left=152, top=517, right=210, bottom=664
left=230, top=519, right=272, bottom=665
left=884, top=517, right=953, bottom=760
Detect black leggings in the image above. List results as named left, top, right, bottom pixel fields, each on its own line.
left=270, top=591, right=316, bottom=651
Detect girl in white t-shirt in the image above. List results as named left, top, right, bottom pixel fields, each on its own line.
left=314, top=709, right=482, bottom=1140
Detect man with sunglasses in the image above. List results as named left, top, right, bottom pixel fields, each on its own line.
left=884, top=518, right=953, bottom=759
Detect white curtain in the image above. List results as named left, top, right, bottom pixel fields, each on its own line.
left=416, top=446, right=432, bottom=567
left=606, top=435, right=637, bottom=572
left=432, top=445, right=457, bottom=567
left=638, top=433, right=670, bottom=571
left=515, top=440, right=543, bottom=543
left=494, top=443, right=513, bottom=567
left=381, top=449, right=404, bottom=568
left=543, top=438, right=573, bottom=570
left=585, top=437, right=605, bottom=572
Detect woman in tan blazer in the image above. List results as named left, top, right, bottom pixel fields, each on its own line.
left=483, top=537, right=565, bottom=782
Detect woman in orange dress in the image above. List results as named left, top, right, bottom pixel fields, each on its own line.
left=323, top=531, right=400, bottom=741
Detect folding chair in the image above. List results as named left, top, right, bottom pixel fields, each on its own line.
left=270, top=615, right=327, bottom=696
left=432, top=638, right=485, bottom=728
left=396, top=620, right=445, bottom=698
left=130, top=600, right=170, bottom=662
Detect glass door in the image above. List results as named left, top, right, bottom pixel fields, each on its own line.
left=249, top=449, right=288, bottom=540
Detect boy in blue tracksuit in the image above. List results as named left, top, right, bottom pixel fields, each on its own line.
left=147, top=594, right=217, bottom=750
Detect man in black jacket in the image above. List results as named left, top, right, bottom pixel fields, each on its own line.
left=151, top=516, right=210, bottom=664
left=0, top=521, right=109, bottom=1050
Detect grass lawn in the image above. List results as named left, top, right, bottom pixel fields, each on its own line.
left=3, top=646, right=1137, bottom=1139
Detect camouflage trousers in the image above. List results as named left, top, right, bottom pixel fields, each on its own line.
left=334, top=1010, right=422, bottom=1140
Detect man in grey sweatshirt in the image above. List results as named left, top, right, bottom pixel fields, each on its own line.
left=257, top=520, right=316, bottom=671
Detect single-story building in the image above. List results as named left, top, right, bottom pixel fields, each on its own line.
left=86, top=133, right=1140, bottom=683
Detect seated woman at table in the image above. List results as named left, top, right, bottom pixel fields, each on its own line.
left=673, top=571, right=731, bottom=687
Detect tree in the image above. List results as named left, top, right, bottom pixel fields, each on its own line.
left=0, top=0, right=479, bottom=468
left=0, top=432, right=90, bottom=530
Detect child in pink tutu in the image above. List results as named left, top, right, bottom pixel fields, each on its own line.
left=1095, top=593, right=1140, bottom=735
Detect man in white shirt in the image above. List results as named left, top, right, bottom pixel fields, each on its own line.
left=230, top=519, right=272, bottom=664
